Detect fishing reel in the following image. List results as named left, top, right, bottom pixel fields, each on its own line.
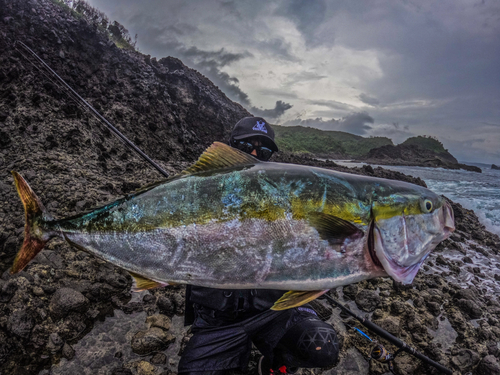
left=369, top=343, right=404, bottom=373
left=370, top=343, right=393, bottom=363
left=349, top=325, right=402, bottom=374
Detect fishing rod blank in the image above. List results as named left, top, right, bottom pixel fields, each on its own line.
left=14, top=41, right=170, bottom=179
left=324, top=294, right=453, bottom=375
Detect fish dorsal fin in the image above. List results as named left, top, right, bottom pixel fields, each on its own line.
left=307, top=212, right=364, bottom=245
left=182, top=142, right=259, bottom=175
left=129, top=272, right=168, bottom=292
left=271, top=290, right=330, bottom=310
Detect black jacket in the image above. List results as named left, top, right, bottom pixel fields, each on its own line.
left=184, top=285, right=285, bottom=325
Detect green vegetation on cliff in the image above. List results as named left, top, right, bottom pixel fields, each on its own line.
left=401, top=135, right=447, bottom=153
left=273, top=125, right=393, bottom=157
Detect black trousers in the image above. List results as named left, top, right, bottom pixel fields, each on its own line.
left=178, top=305, right=339, bottom=374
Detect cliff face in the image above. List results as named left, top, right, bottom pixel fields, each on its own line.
left=0, top=0, right=250, bottom=167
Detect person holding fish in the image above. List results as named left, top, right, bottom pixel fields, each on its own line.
left=10, top=113, right=454, bottom=374
left=179, top=117, right=340, bottom=375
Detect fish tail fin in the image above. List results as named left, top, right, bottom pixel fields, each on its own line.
left=10, top=171, right=53, bottom=274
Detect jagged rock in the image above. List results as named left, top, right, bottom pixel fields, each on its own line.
left=342, top=284, right=358, bottom=300
left=61, top=343, right=75, bottom=360
left=157, top=295, right=175, bottom=316
left=457, top=299, right=483, bottom=319
left=355, top=290, right=380, bottom=312
left=131, top=327, right=175, bottom=355
left=46, top=333, right=64, bottom=354
left=112, top=368, right=133, bottom=375
left=49, top=287, right=89, bottom=320
left=7, top=309, right=34, bottom=338
left=146, top=314, right=171, bottom=331
left=476, top=355, right=500, bottom=375
left=451, top=349, right=480, bottom=371
left=150, top=353, right=167, bottom=365
left=372, top=316, right=401, bottom=336
left=492, top=164, right=500, bottom=170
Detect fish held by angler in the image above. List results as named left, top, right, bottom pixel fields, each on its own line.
left=10, top=142, right=455, bottom=310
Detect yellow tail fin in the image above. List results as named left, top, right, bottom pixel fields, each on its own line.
left=10, top=171, right=52, bottom=274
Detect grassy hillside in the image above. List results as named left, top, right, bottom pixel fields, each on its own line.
left=401, top=135, right=447, bottom=152
left=273, top=125, right=393, bottom=157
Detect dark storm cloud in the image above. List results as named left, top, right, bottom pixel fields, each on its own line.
left=287, top=71, right=327, bottom=83
left=283, top=112, right=374, bottom=135
left=358, top=93, right=380, bottom=106
left=277, top=0, right=328, bottom=46
left=257, top=38, right=298, bottom=62
left=174, top=46, right=253, bottom=105
left=305, top=99, right=354, bottom=111
left=86, top=0, right=500, bottom=162
left=219, top=0, right=241, bottom=18
left=250, top=101, right=293, bottom=120
left=258, top=88, right=299, bottom=100
left=338, top=112, right=374, bottom=134
left=182, top=47, right=250, bottom=68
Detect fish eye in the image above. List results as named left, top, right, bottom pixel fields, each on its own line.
left=423, top=199, right=433, bottom=212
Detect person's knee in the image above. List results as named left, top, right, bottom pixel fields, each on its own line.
left=282, top=320, right=339, bottom=367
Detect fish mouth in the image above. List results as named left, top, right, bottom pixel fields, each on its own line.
left=368, top=220, right=383, bottom=269
left=370, top=201, right=455, bottom=284
left=372, top=223, right=425, bottom=284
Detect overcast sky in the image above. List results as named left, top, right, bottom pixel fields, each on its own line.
left=87, top=0, right=500, bottom=164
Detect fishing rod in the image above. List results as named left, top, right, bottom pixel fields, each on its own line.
left=13, top=40, right=170, bottom=179
left=324, top=294, right=453, bottom=375
left=15, top=40, right=453, bottom=375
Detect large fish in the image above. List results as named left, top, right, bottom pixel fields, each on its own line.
left=10, top=142, right=454, bottom=309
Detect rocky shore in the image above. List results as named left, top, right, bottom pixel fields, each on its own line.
left=359, top=144, right=482, bottom=173
left=1, top=0, right=500, bottom=374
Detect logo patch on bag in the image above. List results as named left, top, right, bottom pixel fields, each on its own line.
left=252, top=120, right=268, bottom=133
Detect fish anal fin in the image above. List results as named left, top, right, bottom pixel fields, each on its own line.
left=129, top=272, right=169, bottom=292
left=307, top=212, right=364, bottom=245
left=182, top=142, right=259, bottom=175
left=271, top=289, right=329, bottom=311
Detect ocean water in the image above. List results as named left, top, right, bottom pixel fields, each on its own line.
left=334, top=161, right=500, bottom=236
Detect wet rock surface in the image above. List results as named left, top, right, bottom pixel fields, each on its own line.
left=1, top=0, right=500, bottom=374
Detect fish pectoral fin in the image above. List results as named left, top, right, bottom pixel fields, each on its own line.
left=129, top=272, right=169, bottom=292
left=182, top=142, right=259, bottom=175
left=307, top=212, right=364, bottom=245
left=271, top=290, right=329, bottom=311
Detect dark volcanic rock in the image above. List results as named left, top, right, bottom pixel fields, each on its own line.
left=355, top=290, right=380, bottom=312
left=451, top=349, right=480, bottom=371
left=492, top=164, right=500, bottom=170
left=131, top=327, right=175, bottom=355
left=7, top=309, right=35, bottom=338
left=360, top=143, right=482, bottom=172
left=476, top=355, right=500, bottom=375
left=49, top=287, right=89, bottom=320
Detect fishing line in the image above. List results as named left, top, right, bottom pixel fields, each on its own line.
left=13, top=40, right=170, bottom=179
